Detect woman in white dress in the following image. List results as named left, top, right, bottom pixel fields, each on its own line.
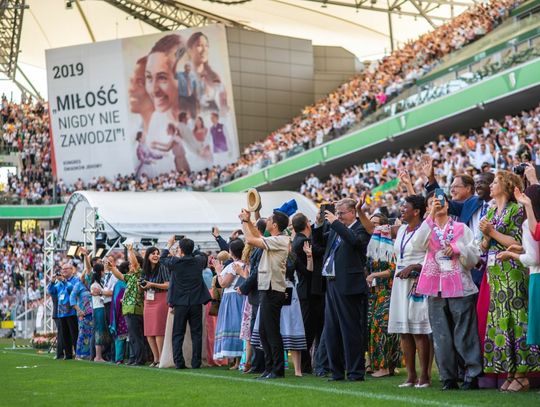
left=387, top=194, right=432, bottom=388
left=359, top=174, right=432, bottom=388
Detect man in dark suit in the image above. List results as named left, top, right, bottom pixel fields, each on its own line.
left=314, top=198, right=371, bottom=382
left=161, top=236, right=211, bottom=369
left=291, top=213, right=325, bottom=374
left=236, top=218, right=267, bottom=374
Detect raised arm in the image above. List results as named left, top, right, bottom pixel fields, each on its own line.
left=356, top=192, right=375, bottom=235
left=106, top=257, right=125, bottom=282
left=240, top=209, right=265, bottom=249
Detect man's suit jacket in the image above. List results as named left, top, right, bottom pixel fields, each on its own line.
left=238, top=247, right=262, bottom=306
left=161, top=249, right=211, bottom=307
left=314, top=219, right=371, bottom=296
left=293, top=232, right=325, bottom=300
left=426, top=181, right=483, bottom=225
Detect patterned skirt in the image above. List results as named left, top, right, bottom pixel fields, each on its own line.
left=93, top=307, right=109, bottom=346
left=76, top=313, right=93, bottom=359
left=251, top=285, right=307, bottom=351
left=214, top=292, right=245, bottom=359
left=483, top=259, right=540, bottom=373
left=368, top=286, right=402, bottom=370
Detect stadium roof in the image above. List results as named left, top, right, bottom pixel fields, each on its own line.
left=1, top=0, right=475, bottom=99
left=57, top=190, right=318, bottom=249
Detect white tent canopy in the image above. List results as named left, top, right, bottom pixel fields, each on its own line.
left=57, top=190, right=318, bottom=250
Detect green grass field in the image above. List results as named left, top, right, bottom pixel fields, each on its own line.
left=1, top=340, right=538, bottom=407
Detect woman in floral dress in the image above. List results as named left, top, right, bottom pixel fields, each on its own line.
left=479, top=170, right=540, bottom=392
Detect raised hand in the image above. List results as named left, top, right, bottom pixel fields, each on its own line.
left=514, top=186, right=531, bottom=207
left=303, top=241, right=312, bottom=257
left=356, top=191, right=367, bottom=214
left=420, top=154, right=433, bottom=178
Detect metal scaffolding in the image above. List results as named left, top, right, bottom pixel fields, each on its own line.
left=103, top=0, right=256, bottom=31
left=43, top=229, right=57, bottom=334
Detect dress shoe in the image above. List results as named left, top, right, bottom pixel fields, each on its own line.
left=315, top=371, right=328, bottom=378
left=461, top=378, right=479, bottom=390
left=442, top=380, right=459, bottom=390
left=247, top=367, right=264, bottom=374
left=175, top=364, right=187, bottom=369
left=255, top=371, right=272, bottom=379
left=262, top=372, right=284, bottom=379
left=328, top=377, right=344, bottom=382
left=347, top=376, right=365, bottom=382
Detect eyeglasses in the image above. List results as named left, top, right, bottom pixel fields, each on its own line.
left=450, top=184, right=466, bottom=189
left=336, top=209, right=354, bottom=216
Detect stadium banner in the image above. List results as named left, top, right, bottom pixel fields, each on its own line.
left=46, top=24, right=239, bottom=183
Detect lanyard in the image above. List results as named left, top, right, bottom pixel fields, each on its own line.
left=400, top=225, right=419, bottom=260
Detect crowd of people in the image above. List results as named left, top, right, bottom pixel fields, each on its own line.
left=46, top=157, right=540, bottom=392
left=0, top=229, right=47, bottom=321
left=0, top=0, right=525, bottom=203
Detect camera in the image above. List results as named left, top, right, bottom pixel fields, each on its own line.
left=138, top=278, right=147, bottom=288
left=513, top=163, right=527, bottom=176
left=174, top=234, right=185, bottom=241
left=320, top=203, right=335, bottom=215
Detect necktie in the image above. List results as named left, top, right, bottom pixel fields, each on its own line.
left=322, top=235, right=341, bottom=277
left=480, top=202, right=488, bottom=218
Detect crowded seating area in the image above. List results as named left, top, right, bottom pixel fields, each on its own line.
left=0, top=0, right=526, bottom=204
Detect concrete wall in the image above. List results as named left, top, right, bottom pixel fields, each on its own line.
left=313, top=46, right=362, bottom=100
left=226, top=28, right=314, bottom=149
left=226, top=29, right=363, bottom=149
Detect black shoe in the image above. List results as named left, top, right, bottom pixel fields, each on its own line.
left=461, top=378, right=479, bottom=390
left=263, top=372, right=284, bottom=380
left=247, top=367, right=264, bottom=374
left=347, top=376, right=365, bottom=382
left=328, top=377, right=344, bottom=382
left=63, top=356, right=73, bottom=360
left=255, top=371, right=271, bottom=380
left=442, top=380, right=459, bottom=390
left=175, top=364, right=187, bottom=369
left=315, top=371, right=328, bottom=378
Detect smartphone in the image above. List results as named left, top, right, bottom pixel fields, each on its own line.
left=434, top=188, right=445, bottom=206
left=388, top=217, right=397, bottom=226
left=321, top=203, right=335, bottom=214
left=174, top=234, right=185, bottom=241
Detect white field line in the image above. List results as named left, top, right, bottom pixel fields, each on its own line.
left=3, top=349, right=473, bottom=407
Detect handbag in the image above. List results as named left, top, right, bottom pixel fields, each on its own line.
left=209, top=275, right=222, bottom=316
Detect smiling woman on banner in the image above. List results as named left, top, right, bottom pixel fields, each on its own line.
left=144, top=34, right=185, bottom=177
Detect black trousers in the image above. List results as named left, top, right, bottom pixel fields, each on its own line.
left=103, top=302, right=113, bottom=361
left=249, top=303, right=265, bottom=372
left=125, top=314, right=145, bottom=364
left=324, top=281, right=367, bottom=380
left=53, top=318, right=64, bottom=358
left=59, top=315, right=78, bottom=359
left=173, top=304, right=203, bottom=368
left=300, top=295, right=325, bottom=373
left=259, top=289, right=286, bottom=376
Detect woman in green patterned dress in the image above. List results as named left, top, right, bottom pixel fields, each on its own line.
left=479, top=170, right=540, bottom=392
left=365, top=214, right=402, bottom=377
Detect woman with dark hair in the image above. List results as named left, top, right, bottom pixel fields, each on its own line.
left=109, top=246, right=145, bottom=366
left=362, top=212, right=402, bottom=378
left=89, top=263, right=108, bottom=362
left=109, top=260, right=129, bottom=364
left=479, top=171, right=539, bottom=392
left=498, top=184, right=540, bottom=347
left=187, top=31, right=228, bottom=113
left=359, top=185, right=431, bottom=387
left=213, top=238, right=246, bottom=369
left=387, top=194, right=432, bottom=388
left=141, top=246, right=171, bottom=367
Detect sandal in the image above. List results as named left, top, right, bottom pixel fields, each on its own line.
left=499, top=377, right=514, bottom=392
left=507, top=377, right=530, bottom=393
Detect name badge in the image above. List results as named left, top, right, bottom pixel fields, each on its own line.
left=436, top=251, right=453, bottom=272
left=487, top=254, right=496, bottom=267
left=147, top=289, right=155, bottom=301
left=59, top=294, right=65, bottom=301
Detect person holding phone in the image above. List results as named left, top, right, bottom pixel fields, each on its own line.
left=413, top=191, right=482, bottom=390
left=140, top=246, right=170, bottom=367
left=109, top=246, right=145, bottom=366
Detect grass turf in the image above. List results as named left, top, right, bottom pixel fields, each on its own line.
left=1, top=343, right=538, bottom=406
